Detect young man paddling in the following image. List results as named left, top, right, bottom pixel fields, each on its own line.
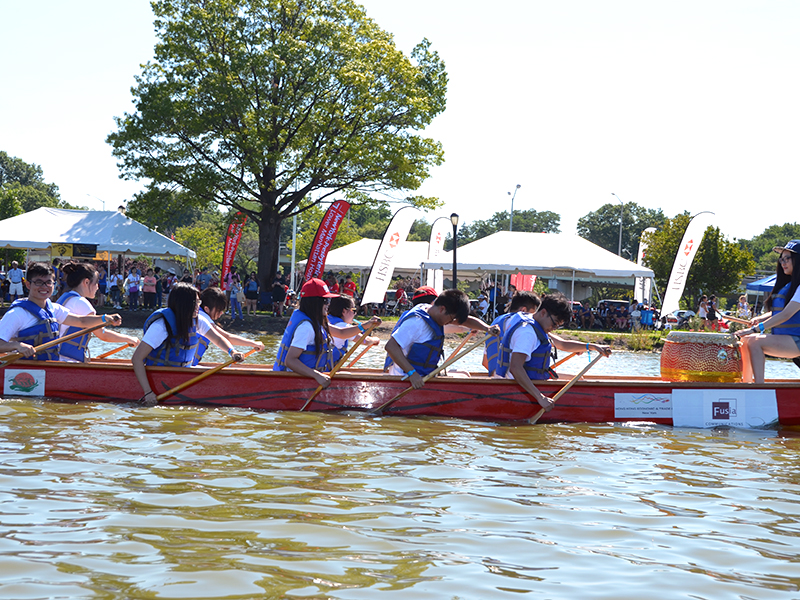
left=384, top=289, right=499, bottom=389
left=0, top=262, right=123, bottom=360
left=495, top=292, right=611, bottom=412
left=483, top=290, right=541, bottom=376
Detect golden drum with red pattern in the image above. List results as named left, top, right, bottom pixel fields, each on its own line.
left=660, top=331, right=743, bottom=383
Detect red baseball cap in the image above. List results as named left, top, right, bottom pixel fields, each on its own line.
left=412, top=286, right=438, bottom=301
left=301, top=278, right=339, bottom=298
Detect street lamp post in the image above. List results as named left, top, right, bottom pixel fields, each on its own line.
left=450, top=213, right=459, bottom=289
left=86, top=194, right=106, bottom=211
left=508, top=184, right=521, bottom=232
left=611, top=193, right=623, bottom=256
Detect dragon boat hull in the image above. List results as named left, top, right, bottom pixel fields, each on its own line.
left=1, top=360, right=799, bottom=427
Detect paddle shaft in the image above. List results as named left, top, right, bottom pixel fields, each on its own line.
left=96, top=343, right=130, bottom=360
left=448, top=330, right=476, bottom=359
left=552, top=351, right=578, bottom=370
left=0, top=322, right=108, bottom=366
left=301, top=321, right=380, bottom=411
left=529, top=353, right=604, bottom=424
left=347, top=344, right=373, bottom=369
left=371, top=334, right=492, bottom=415
left=155, top=347, right=258, bottom=402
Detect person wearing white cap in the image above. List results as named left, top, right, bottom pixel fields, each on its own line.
left=736, top=239, right=800, bottom=382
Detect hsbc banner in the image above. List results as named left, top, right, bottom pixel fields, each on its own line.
left=425, top=217, right=451, bottom=293
left=303, top=200, right=351, bottom=282
left=221, top=212, right=248, bottom=290
left=660, top=212, right=714, bottom=317
left=361, top=206, right=419, bottom=305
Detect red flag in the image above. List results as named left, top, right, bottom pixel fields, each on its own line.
left=303, top=200, right=351, bottom=281
left=221, top=212, right=248, bottom=290
left=510, top=273, right=536, bottom=292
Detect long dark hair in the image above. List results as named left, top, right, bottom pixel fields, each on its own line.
left=299, top=296, right=330, bottom=356
left=766, top=252, right=800, bottom=311
left=168, top=282, right=199, bottom=344
left=63, top=261, right=97, bottom=290
left=328, top=295, right=354, bottom=319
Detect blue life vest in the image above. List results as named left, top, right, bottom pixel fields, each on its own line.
left=56, top=290, right=92, bottom=362
left=143, top=308, right=200, bottom=367
left=191, top=310, right=213, bottom=366
left=485, top=313, right=514, bottom=376
left=327, top=315, right=349, bottom=364
left=771, top=283, right=800, bottom=336
left=383, top=304, right=444, bottom=376
left=495, top=313, right=552, bottom=380
left=9, top=299, right=60, bottom=361
left=273, top=310, right=332, bottom=372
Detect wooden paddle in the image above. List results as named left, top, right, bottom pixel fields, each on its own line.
left=371, top=334, right=492, bottom=416
left=0, top=322, right=108, bottom=367
left=448, top=330, right=476, bottom=360
left=529, top=353, right=604, bottom=424
left=155, top=347, right=259, bottom=402
left=716, top=313, right=750, bottom=325
left=347, top=344, right=373, bottom=369
left=95, top=343, right=130, bottom=360
left=301, top=320, right=380, bottom=411
left=551, top=351, right=578, bottom=370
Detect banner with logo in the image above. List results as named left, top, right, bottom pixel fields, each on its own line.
left=660, top=212, right=714, bottom=316
left=303, top=200, right=351, bottom=282
left=425, top=217, right=451, bottom=292
left=635, top=227, right=657, bottom=304
left=362, top=206, right=419, bottom=305
left=221, top=212, right=248, bottom=290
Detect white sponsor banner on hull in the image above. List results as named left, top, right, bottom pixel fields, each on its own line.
left=615, top=392, right=673, bottom=419
left=672, top=388, right=779, bottom=428
left=4, top=369, right=46, bottom=397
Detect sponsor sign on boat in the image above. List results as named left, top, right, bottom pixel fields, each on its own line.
left=4, top=369, right=46, bottom=396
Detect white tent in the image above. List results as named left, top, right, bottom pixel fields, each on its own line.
left=297, top=238, right=449, bottom=276
left=424, top=231, right=654, bottom=288
left=0, top=208, right=196, bottom=260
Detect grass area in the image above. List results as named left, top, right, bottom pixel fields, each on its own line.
left=561, top=329, right=667, bottom=352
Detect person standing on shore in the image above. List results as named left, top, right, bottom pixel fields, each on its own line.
left=7, top=261, right=24, bottom=302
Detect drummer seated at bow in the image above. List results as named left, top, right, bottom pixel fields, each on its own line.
left=483, top=291, right=541, bottom=376
left=736, top=239, right=800, bottom=383
left=193, top=287, right=264, bottom=365
left=272, top=278, right=380, bottom=388
left=494, top=293, right=611, bottom=412
left=0, top=262, right=123, bottom=360
left=384, top=289, right=500, bottom=389
left=132, top=283, right=244, bottom=405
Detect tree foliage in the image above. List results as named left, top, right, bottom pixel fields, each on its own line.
left=577, top=202, right=666, bottom=257
left=449, top=209, right=561, bottom=249
left=107, top=0, right=447, bottom=290
left=174, top=221, right=224, bottom=271
left=642, top=212, right=755, bottom=309
left=0, top=151, right=75, bottom=213
left=740, top=223, right=800, bottom=272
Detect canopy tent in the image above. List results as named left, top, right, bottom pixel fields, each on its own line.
left=746, top=274, right=776, bottom=293
left=297, top=238, right=449, bottom=276
left=0, top=208, right=196, bottom=260
left=424, top=231, right=654, bottom=285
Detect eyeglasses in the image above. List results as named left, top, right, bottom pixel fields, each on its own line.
left=31, top=280, right=54, bottom=288
left=546, top=312, right=563, bottom=329
left=779, top=255, right=793, bottom=264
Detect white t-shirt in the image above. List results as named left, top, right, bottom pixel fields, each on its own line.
left=329, top=320, right=355, bottom=350
left=789, top=286, right=800, bottom=304
left=58, top=294, right=96, bottom=362
left=142, top=316, right=212, bottom=351
left=504, top=321, right=543, bottom=380
left=0, top=302, right=71, bottom=343
left=290, top=321, right=316, bottom=349
left=387, top=307, right=437, bottom=376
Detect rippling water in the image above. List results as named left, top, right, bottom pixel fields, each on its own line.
left=1, top=330, right=798, bottom=599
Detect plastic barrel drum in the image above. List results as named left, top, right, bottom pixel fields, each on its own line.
left=660, top=331, right=743, bottom=383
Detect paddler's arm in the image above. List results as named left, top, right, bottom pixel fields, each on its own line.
left=211, top=324, right=264, bottom=351
left=132, top=341, right=157, bottom=405
left=328, top=316, right=381, bottom=340
left=94, top=328, right=139, bottom=347
left=385, top=337, right=424, bottom=389
left=284, top=346, right=331, bottom=388
left=204, top=327, right=244, bottom=362
left=451, top=315, right=500, bottom=336
left=62, top=313, right=122, bottom=328
left=0, top=338, right=35, bottom=357
left=509, top=352, right=554, bottom=412
left=737, top=302, right=800, bottom=337
left=550, top=334, right=612, bottom=357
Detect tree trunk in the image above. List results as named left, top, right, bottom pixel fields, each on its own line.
left=257, top=215, right=283, bottom=294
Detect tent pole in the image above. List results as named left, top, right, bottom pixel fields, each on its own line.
left=571, top=271, right=575, bottom=302
left=651, top=277, right=663, bottom=308
left=494, top=270, right=498, bottom=317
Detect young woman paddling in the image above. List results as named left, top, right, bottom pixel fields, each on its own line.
left=736, top=239, right=800, bottom=383
left=193, top=287, right=264, bottom=365
left=272, top=278, right=380, bottom=388
left=0, top=262, right=123, bottom=360
left=327, top=295, right=380, bottom=364
left=132, top=283, right=244, bottom=405
left=56, top=262, right=140, bottom=362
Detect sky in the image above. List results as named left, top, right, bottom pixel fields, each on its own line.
left=2, top=1, right=799, bottom=246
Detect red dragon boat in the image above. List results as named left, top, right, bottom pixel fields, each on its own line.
left=2, top=359, right=799, bottom=428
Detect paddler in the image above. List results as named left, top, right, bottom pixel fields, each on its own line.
left=327, top=295, right=380, bottom=364
left=736, top=239, right=800, bottom=383
left=384, top=288, right=500, bottom=389
left=494, top=292, right=611, bottom=412
left=0, top=262, right=123, bottom=360
left=56, top=261, right=140, bottom=362
left=192, top=287, right=264, bottom=365
left=272, top=278, right=380, bottom=388
left=483, top=290, right=541, bottom=376
left=132, top=282, right=244, bottom=405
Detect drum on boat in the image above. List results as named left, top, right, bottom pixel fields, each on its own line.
left=660, top=331, right=742, bottom=383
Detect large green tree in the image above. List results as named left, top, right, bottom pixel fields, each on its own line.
left=0, top=151, right=74, bottom=213
left=577, top=202, right=666, bottom=258
left=107, top=0, right=447, bottom=289
left=450, top=208, right=561, bottom=249
left=740, top=223, right=800, bottom=272
left=642, top=212, right=755, bottom=309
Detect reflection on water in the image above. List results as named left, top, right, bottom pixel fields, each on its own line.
left=1, top=401, right=799, bottom=599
